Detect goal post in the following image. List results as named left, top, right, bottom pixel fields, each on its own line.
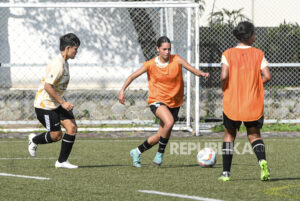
left=0, top=1, right=202, bottom=135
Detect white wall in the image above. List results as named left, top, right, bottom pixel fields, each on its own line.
left=1, top=5, right=149, bottom=89
left=200, top=0, right=300, bottom=27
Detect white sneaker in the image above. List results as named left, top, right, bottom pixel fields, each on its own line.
left=55, top=160, right=78, bottom=169
left=28, top=133, right=37, bottom=157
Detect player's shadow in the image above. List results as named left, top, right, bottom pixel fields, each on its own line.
left=270, top=177, right=300, bottom=181
left=161, top=164, right=222, bottom=169
left=231, top=163, right=256, bottom=167
left=233, top=177, right=300, bottom=182
left=79, top=164, right=130, bottom=168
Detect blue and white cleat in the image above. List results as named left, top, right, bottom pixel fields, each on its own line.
left=153, top=152, right=164, bottom=166
left=130, top=148, right=141, bottom=168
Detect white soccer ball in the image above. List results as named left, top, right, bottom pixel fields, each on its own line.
left=197, top=148, right=217, bottom=167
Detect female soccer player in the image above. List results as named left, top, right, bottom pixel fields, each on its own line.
left=219, top=21, right=271, bottom=181
left=118, top=36, right=209, bottom=167
left=28, top=33, right=80, bottom=169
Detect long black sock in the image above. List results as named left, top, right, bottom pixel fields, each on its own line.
left=158, top=137, right=169, bottom=153
left=32, top=132, right=53, bottom=144
left=222, top=142, right=234, bottom=172
left=137, top=140, right=153, bottom=153
left=251, top=139, right=266, bottom=162
left=58, top=133, right=76, bottom=163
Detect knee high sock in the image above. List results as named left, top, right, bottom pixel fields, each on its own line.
left=58, top=133, right=76, bottom=163
left=251, top=139, right=266, bottom=163
left=32, top=132, right=53, bottom=144
left=222, top=142, right=234, bottom=172
left=158, top=137, right=169, bottom=153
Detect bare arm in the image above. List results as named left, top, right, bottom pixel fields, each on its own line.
left=261, top=66, right=271, bottom=84
left=220, top=63, right=229, bottom=91
left=118, top=66, right=147, bottom=104
left=177, top=56, right=210, bottom=78
left=44, top=83, right=73, bottom=111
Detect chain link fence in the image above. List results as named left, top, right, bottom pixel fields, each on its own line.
left=198, top=0, right=300, bottom=121
left=0, top=1, right=198, bottom=128
left=1, top=0, right=300, bottom=126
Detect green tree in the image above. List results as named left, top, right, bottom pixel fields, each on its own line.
left=209, top=8, right=249, bottom=27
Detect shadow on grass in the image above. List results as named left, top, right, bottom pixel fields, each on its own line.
left=271, top=177, right=300, bottom=181
left=161, top=164, right=222, bottom=168
left=231, top=163, right=256, bottom=167
left=232, top=177, right=300, bottom=182
left=79, top=164, right=131, bottom=168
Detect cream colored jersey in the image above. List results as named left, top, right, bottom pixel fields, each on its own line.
left=34, top=54, right=70, bottom=110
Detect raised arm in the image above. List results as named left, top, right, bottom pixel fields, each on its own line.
left=177, top=55, right=210, bottom=78
left=118, top=65, right=147, bottom=104
left=220, top=63, right=229, bottom=91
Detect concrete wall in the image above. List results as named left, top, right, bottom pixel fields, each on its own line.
left=1, top=88, right=300, bottom=121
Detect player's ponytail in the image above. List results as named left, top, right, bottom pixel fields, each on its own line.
left=233, top=21, right=254, bottom=42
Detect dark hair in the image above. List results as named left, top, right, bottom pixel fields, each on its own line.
left=59, top=33, right=80, bottom=51
left=156, top=36, right=171, bottom=47
left=233, top=21, right=255, bottom=42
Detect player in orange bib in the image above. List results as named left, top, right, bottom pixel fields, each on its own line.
left=219, top=21, right=271, bottom=181
left=119, top=36, right=209, bottom=167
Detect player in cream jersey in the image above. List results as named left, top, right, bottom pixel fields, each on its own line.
left=34, top=54, right=70, bottom=110
left=28, top=33, right=80, bottom=169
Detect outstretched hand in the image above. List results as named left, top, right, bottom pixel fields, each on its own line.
left=118, top=91, right=125, bottom=105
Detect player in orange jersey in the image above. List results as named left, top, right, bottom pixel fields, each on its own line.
left=119, top=36, right=209, bottom=167
left=219, top=21, right=271, bottom=181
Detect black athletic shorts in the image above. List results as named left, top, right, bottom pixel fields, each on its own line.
left=35, top=106, right=75, bottom=131
left=223, top=112, right=264, bottom=130
left=150, top=102, right=180, bottom=122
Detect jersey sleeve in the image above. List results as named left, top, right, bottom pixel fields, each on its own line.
left=261, top=56, right=269, bottom=70
left=221, top=55, right=229, bottom=66
left=45, top=60, right=63, bottom=85
left=143, top=60, right=151, bottom=71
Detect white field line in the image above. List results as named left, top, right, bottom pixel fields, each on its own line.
left=0, top=127, right=197, bottom=133
left=0, top=138, right=299, bottom=144
left=138, top=190, right=223, bottom=201
left=0, top=157, right=57, bottom=160
left=0, top=172, right=51, bottom=180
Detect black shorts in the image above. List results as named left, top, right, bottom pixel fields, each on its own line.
left=150, top=102, right=180, bottom=122
left=35, top=106, right=75, bottom=131
left=223, top=112, right=264, bottom=130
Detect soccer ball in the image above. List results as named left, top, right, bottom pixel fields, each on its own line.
left=197, top=148, right=217, bottom=168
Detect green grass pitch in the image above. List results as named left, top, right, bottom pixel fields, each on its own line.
left=0, top=136, right=299, bottom=201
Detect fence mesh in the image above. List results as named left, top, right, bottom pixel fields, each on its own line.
left=0, top=3, right=196, bottom=124
left=197, top=0, right=300, bottom=121
left=1, top=0, right=300, bottom=124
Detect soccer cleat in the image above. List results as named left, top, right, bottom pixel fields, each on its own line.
left=28, top=133, right=38, bottom=157
left=55, top=160, right=78, bottom=169
left=153, top=152, right=164, bottom=166
left=260, top=160, right=270, bottom=181
left=130, top=149, right=141, bottom=168
left=218, top=172, right=231, bottom=182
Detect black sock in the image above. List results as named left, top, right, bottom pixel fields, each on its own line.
left=58, top=133, right=76, bottom=163
left=137, top=140, right=153, bottom=153
left=32, top=132, right=53, bottom=144
left=222, top=142, right=234, bottom=172
left=158, top=137, right=169, bottom=153
left=251, top=139, right=266, bottom=162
